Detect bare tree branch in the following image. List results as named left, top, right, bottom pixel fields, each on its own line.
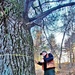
left=33, top=0, right=65, bottom=9
left=29, top=2, right=75, bottom=22
left=23, top=0, right=35, bottom=19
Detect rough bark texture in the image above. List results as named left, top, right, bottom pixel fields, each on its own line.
left=0, top=0, right=36, bottom=75
left=0, top=18, right=35, bottom=75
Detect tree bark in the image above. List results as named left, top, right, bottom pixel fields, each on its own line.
left=0, top=0, right=36, bottom=75
left=0, top=18, right=35, bottom=75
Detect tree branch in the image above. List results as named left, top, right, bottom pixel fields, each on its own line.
left=23, top=0, right=35, bottom=19
left=29, top=2, right=75, bottom=22
left=33, top=0, right=65, bottom=9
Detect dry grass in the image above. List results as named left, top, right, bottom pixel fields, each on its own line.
left=35, top=64, right=44, bottom=75
left=35, top=63, right=75, bottom=75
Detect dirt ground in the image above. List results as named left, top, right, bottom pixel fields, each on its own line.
left=35, top=63, right=75, bottom=75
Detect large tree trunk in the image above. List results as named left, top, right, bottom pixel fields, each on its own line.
left=0, top=17, right=35, bottom=75
left=0, top=0, right=36, bottom=75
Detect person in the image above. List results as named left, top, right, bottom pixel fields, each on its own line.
left=35, top=50, right=55, bottom=75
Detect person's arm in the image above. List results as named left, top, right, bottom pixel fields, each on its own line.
left=37, top=62, right=43, bottom=65
left=44, top=53, right=54, bottom=62
left=35, top=59, right=44, bottom=66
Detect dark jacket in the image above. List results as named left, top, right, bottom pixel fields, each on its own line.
left=37, top=53, right=55, bottom=71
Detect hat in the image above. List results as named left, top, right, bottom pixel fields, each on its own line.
left=40, top=50, right=47, bottom=55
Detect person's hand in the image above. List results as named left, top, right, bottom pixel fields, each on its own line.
left=34, top=60, right=38, bottom=64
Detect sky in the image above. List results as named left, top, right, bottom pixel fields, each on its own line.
left=55, top=32, right=63, bottom=44
left=55, top=32, right=68, bottom=46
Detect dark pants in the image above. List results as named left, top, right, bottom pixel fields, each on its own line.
left=44, top=69, right=55, bottom=75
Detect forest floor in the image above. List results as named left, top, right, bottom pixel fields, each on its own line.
left=35, top=63, right=75, bottom=75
